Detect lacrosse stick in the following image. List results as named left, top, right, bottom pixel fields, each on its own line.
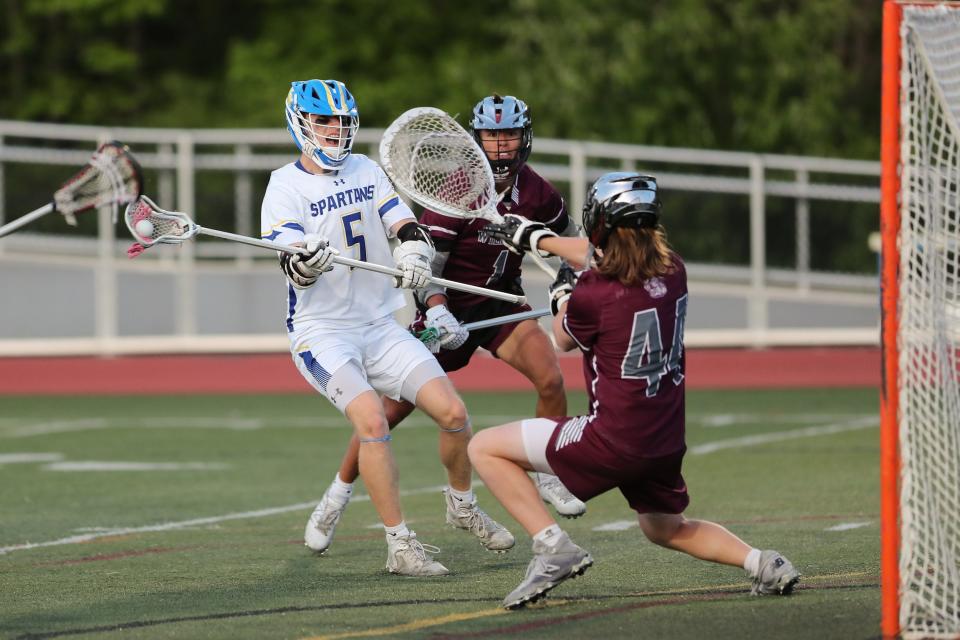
left=417, top=307, right=551, bottom=345
left=124, top=196, right=525, bottom=304
left=379, top=107, right=558, bottom=278
left=0, top=141, right=143, bottom=239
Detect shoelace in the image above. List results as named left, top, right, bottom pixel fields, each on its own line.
left=310, top=499, right=343, bottom=532
left=396, top=534, right=441, bottom=558
left=456, top=505, right=493, bottom=538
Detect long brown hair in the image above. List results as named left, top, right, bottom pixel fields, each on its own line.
left=596, top=225, right=673, bottom=286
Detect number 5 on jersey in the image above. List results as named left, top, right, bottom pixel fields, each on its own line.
left=621, top=294, right=687, bottom=397
left=340, top=211, right=366, bottom=262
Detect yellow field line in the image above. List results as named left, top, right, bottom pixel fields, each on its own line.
left=301, top=607, right=509, bottom=640
left=300, top=571, right=877, bottom=640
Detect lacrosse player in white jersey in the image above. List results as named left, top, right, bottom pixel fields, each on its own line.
left=261, top=79, right=514, bottom=576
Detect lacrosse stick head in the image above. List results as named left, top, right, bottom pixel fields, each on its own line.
left=52, top=141, right=143, bottom=225
left=379, top=107, right=503, bottom=223
left=124, top=196, right=199, bottom=257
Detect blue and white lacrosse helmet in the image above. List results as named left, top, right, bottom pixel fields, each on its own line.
left=285, top=79, right=359, bottom=172
left=470, top=94, right=532, bottom=182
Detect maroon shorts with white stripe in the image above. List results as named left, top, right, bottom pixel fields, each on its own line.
left=545, top=416, right=690, bottom=515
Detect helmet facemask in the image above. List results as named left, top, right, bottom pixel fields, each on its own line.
left=470, top=95, right=532, bottom=183
left=284, top=79, right=359, bottom=172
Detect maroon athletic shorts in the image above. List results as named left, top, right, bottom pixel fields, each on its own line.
left=545, top=417, right=690, bottom=515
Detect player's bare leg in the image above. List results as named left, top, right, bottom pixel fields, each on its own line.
left=468, top=422, right=554, bottom=534
left=416, top=376, right=515, bottom=552
left=468, top=422, right=592, bottom=608
left=494, top=319, right=565, bottom=417
left=637, top=513, right=800, bottom=595
left=495, top=322, right=585, bottom=518
left=414, top=376, right=472, bottom=489
left=344, top=390, right=402, bottom=526
left=335, top=397, right=416, bottom=484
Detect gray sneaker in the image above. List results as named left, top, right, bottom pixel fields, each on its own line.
left=751, top=550, right=801, bottom=595
left=444, top=489, right=515, bottom=552
left=502, top=531, right=593, bottom=609
left=385, top=531, right=450, bottom=577
left=304, top=487, right=348, bottom=553
left=534, top=473, right=586, bottom=519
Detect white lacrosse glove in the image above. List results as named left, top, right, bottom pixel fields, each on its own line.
left=548, top=263, right=579, bottom=315
left=393, top=240, right=434, bottom=289
left=425, top=304, right=469, bottom=352
left=484, top=214, right=557, bottom=257
left=280, top=239, right=339, bottom=289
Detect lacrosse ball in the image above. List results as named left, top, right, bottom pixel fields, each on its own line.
left=134, top=219, right=154, bottom=238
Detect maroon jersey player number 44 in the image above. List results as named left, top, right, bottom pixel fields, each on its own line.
left=470, top=172, right=802, bottom=610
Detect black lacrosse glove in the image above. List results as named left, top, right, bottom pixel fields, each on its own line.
left=484, top=214, right=558, bottom=257
left=548, top=263, right=579, bottom=315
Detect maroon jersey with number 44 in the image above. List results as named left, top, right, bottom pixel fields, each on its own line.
left=420, top=164, right=568, bottom=309
left=561, top=255, right=689, bottom=459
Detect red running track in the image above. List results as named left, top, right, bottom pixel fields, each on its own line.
left=0, top=348, right=879, bottom=395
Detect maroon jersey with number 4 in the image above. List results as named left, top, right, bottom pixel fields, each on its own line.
left=560, top=255, right=688, bottom=459
left=420, top=164, right=568, bottom=308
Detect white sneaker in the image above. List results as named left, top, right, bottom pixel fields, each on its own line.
left=443, top=489, right=515, bottom=552
left=304, top=487, right=348, bottom=553
left=534, top=473, right=586, bottom=519
left=386, top=531, right=450, bottom=576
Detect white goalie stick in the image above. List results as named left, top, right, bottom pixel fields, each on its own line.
left=379, top=107, right=558, bottom=278
left=0, top=141, right=143, bottom=239
left=123, top=196, right=526, bottom=304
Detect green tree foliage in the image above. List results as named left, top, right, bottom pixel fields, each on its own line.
left=0, top=0, right=882, bottom=270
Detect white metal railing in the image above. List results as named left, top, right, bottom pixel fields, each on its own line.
left=0, top=120, right=880, bottom=356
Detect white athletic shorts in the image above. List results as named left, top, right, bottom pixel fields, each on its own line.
left=291, top=314, right=444, bottom=413
left=521, top=417, right=558, bottom=474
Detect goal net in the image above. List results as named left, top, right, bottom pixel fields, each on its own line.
left=883, top=3, right=960, bottom=639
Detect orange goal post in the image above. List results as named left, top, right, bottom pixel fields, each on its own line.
left=881, top=2, right=960, bottom=639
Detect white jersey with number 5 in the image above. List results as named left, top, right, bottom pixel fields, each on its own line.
left=260, top=154, right=414, bottom=335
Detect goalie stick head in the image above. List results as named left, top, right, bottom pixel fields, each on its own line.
left=379, top=106, right=502, bottom=222
left=582, top=172, right=661, bottom=247
left=285, top=79, right=359, bottom=172
left=470, top=94, right=532, bottom=183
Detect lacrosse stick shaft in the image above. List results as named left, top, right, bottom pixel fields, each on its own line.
left=463, top=307, right=551, bottom=331
left=0, top=203, right=53, bottom=239
left=195, top=226, right=525, bottom=304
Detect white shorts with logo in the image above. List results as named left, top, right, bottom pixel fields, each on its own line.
left=291, top=314, right=443, bottom=412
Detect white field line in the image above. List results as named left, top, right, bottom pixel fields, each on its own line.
left=1, top=415, right=528, bottom=438
left=592, top=520, right=637, bottom=532
left=1, top=412, right=873, bottom=439
left=688, top=415, right=878, bottom=455
left=0, top=453, right=64, bottom=464
left=0, top=483, right=450, bottom=556
left=1, top=416, right=879, bottom=556
left=824, top=521, right=872, bottom=532
left=43, top=461, right=229, bottom=472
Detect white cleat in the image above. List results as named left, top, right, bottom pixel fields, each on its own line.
left=386, top=531, right=450, bottom=576
left=502, top=531, right=593, bottom=609
left=751, top=550, right=801, bottom=596
left=443, top=488, right=515, bottom=552
left=304, top=487, right=348, bottom=553
left=534, top=473, right=586, bottom=519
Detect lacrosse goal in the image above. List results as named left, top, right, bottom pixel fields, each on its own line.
left=881, top=2, right=960, bottom=638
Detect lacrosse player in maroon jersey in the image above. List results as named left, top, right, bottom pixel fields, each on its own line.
left=304, top=95, right=586, bottom=556
left=469, top=172, right=802, bottom=609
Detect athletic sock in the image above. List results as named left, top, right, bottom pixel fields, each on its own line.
left=743, top=548, right=762, bottom=577
left=328, top=473, right=353, bottom=507
left=384, top=521, right=410, bottom=542
left=448, top=487, right=475, bottom=507
left=533, top=524, right=564, bottom=548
